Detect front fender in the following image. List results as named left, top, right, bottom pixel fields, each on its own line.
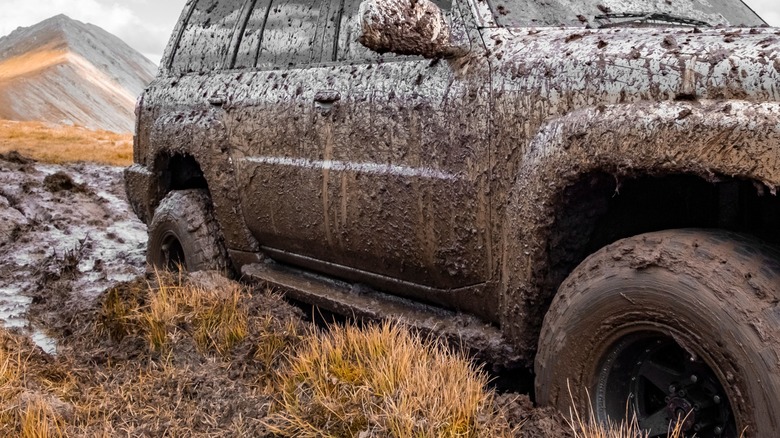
left=500, top=99, right=780, bottom=354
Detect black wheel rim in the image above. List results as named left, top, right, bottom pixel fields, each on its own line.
left=159, top=231, right=186, bottom=271
left=595, top=332, right=736, bottom=438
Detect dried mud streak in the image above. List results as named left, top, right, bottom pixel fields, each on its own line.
left=128, top=0, right=780, bottom=368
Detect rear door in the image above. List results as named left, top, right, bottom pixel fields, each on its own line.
left=228, top=0, right=491, bottom=291
left=308, top=0, right=493, bottom=290
left=226, top=0, right=341, bottom=260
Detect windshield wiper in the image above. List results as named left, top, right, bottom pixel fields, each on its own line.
left=595, top=12, right=712, bottom=28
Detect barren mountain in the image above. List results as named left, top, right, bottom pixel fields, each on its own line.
left=0, top=15, right=157, bottom=133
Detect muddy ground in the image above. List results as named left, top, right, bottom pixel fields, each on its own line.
left=0, top=151, right=570, bottom=437
left=0, top=151, right=146, bottom=350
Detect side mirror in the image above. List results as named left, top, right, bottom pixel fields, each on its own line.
left=358, top=0, right=463, bottom=59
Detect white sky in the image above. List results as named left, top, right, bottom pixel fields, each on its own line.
left=0, top=0, right=777, bottom=65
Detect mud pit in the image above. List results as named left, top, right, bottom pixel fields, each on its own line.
left=0, top=151, right=146, bottom=350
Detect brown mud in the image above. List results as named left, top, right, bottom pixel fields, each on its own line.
left=0, top=151, right=146, bottom=350
left=0, top=151, right=570, bottom=436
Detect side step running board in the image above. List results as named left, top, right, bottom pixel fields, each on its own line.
left=242, top=262, right=522, bottom=368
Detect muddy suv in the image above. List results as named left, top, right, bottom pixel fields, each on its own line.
left=126, top=0, right=780, bottom=434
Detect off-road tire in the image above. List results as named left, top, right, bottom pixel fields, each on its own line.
left=147, top=189, right=229, bottom=273
left=535, top=229, right=780, bottom=437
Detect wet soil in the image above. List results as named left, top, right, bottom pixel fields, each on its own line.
left=0, top=151, right=146, bottom=351
left=0, top=151, right=571, bottom=437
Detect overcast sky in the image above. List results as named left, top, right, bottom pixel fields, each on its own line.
left=0, top=0, right=777, bottom=65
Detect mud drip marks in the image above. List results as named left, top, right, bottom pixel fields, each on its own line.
left=0, top=157, right=147, bottom=353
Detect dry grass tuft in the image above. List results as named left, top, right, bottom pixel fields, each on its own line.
left=0, top=333, right=71, bottom=438
left=0, top=119, right=132, bottom=166
left=565, top=382, right=693, bottom=438
left=265, top=322, right=515, bottom=438
left=98, top=270, right=250, bottom=357
left=141, top=272, right=249, bottom=355
left=20, top=396, right=63, bottom=438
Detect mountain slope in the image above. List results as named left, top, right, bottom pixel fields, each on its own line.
left=0, top=15, right=157, bottom=133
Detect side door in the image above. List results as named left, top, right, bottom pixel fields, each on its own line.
left=227, top=0, right=491, bottom=292
left=312, top=0, right=493, bottom=290
left=226, top=0, right=341, bottom=262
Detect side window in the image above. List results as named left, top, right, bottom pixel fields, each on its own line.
left=171, top=0, right=246, bottom=74
left=236, top=0, right=331, bottom=69
left=335, top=0, right=453, bottom=63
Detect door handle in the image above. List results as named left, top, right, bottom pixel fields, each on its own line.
left=208, top=95, right=226, bottom=106
left=314, top=90, right=341, bottom=104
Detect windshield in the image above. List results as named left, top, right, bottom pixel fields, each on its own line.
left=487, top=0, right=766, bottom=28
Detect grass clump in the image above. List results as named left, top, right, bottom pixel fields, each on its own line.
left=266, top=322, right=514, bottom=438
left=0, top=333, right=71, bottom=438
left=98, top=270, right=250, bottom=357
left=141, top=274, right=249, bottom=356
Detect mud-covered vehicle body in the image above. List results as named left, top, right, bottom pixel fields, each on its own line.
left=126, top=0, right=780, bottom=435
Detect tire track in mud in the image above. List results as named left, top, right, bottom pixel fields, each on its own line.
left=0, top=152, right=146, bottom=351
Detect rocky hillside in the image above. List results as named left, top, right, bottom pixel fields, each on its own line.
left=0, top=15, right=157, bottom=133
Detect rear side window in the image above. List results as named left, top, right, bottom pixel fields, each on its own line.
left=235, top=0, right=331, bottom=69
left=171, top=0, right=246, bottom=74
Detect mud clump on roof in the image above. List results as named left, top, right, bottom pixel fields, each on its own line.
left=43, top=171, right=87, bottom=193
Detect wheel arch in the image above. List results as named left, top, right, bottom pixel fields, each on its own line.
left=500, top=99, right=780, bottom=365
left=141, top=109, right=260, bottom=254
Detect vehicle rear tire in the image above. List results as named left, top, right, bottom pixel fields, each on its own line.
left=147, top=189, right=229, bottom=273
left=535, top=229, right=780, bottom=438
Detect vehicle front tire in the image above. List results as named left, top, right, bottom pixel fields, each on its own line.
left=535, top=229, right=780, bottom=437
left=147, top=189, right=229, bottom=273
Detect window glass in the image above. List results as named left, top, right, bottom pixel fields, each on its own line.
left=172, top=0, right=246, bottom=74
left=257, top=0, right=327, bottom=68
left=335, top=0, right=452, bottom=62
left=235, top=0, right=271, bottom=69
left=489, top=0, right=764, bottom=28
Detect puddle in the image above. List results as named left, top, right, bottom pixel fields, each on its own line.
left=0, top=286, right=57, bottom=354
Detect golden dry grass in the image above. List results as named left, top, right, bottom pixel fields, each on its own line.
left=0, top=119, right=132, bottom=166
left=265, top=322, right=516, bottom=438
left=98, top=270, right=253, bottom=356
left=1, top=270, right=694, bottom=437
left=0, top=334, right=70, bottom=438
